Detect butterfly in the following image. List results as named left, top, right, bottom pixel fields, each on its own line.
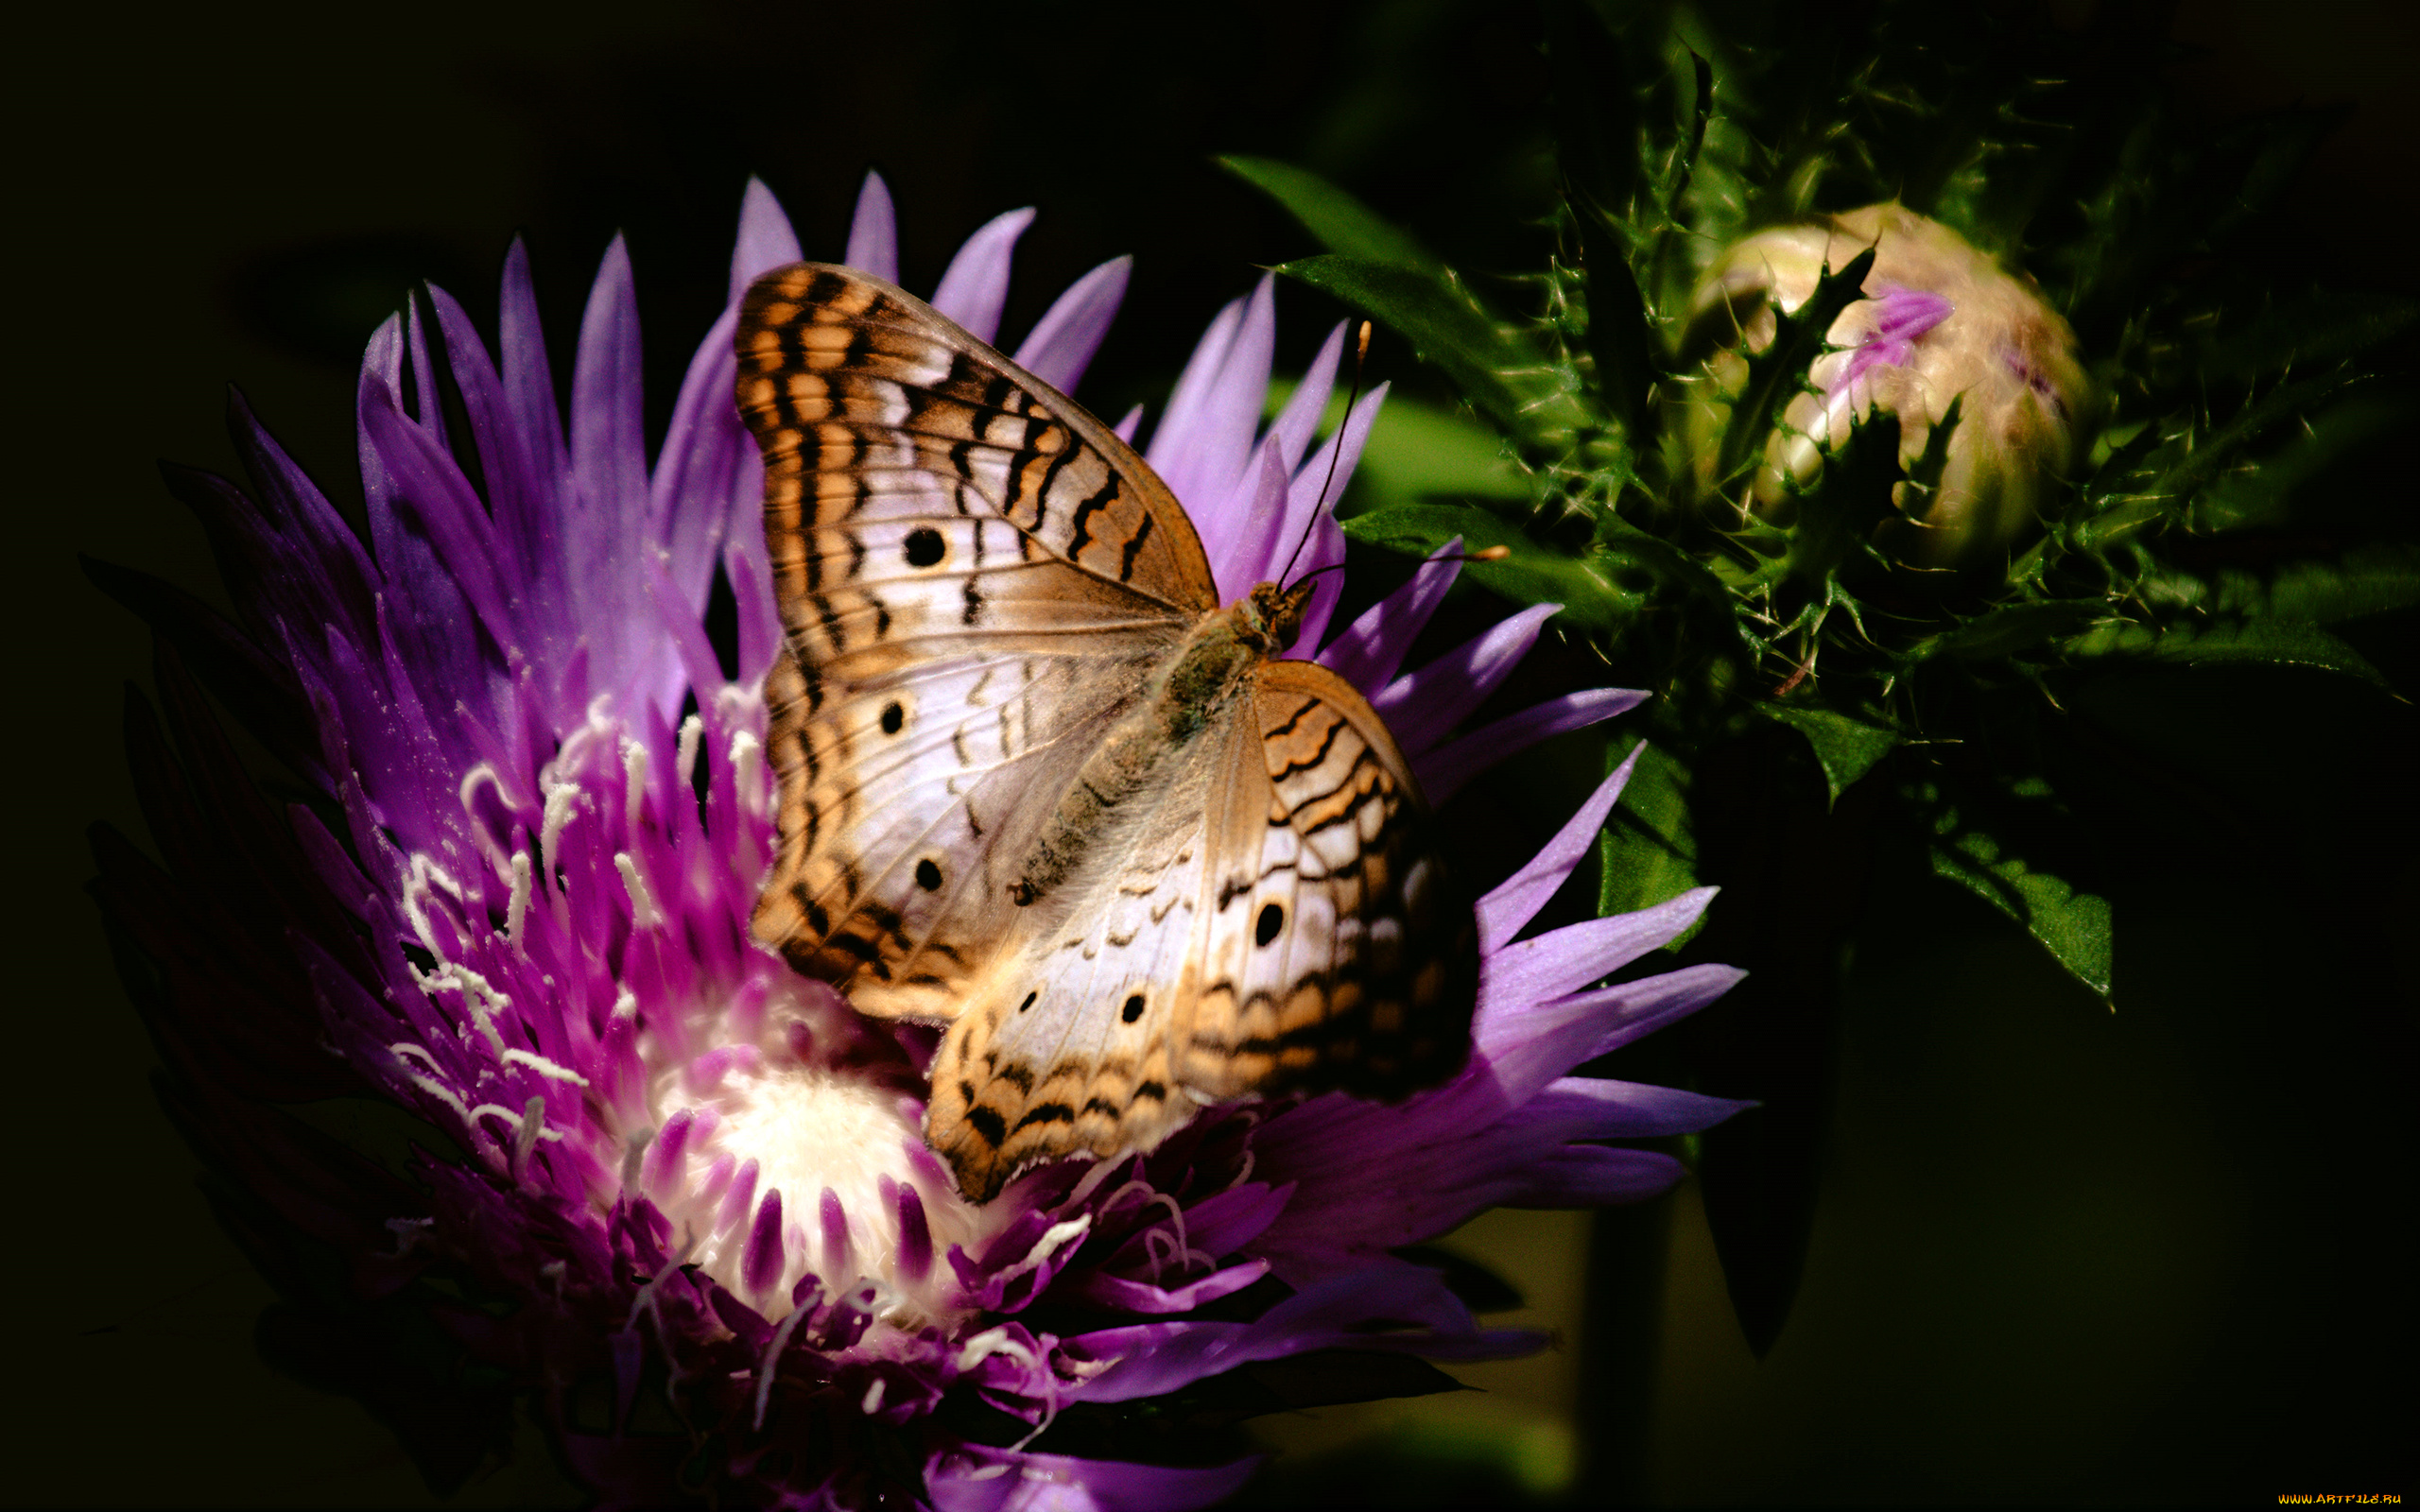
left=735, top=264, right=1477, bottom=1203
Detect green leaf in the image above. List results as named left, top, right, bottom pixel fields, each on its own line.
left=1759, top=704, right=1899, bottom=806
left=1341, top=503, right=1642, bottom=634
left=2072, top=618, right=2392, bottom=688
left=1263, top=386, right=1529, bottom=511
left=1578, top=208, right=1658, bottom=437
left=1902, top=599, right=2108, bottom=664
left=1599, top=737, right=1702, bottom=941
left=2256, top=544, right=2420, bottom=626
left=1911, top=781, right=2114, bottom=1000
left=2083, top=368, right=2370, bottom=551
left=2194, top=390, right=2414, bottom=533
left=1216, top=156, right=1431, bottom=267
left=1273, top=254, right=1592, bottom=451
left=2200, top=293, right=2420, bottom=386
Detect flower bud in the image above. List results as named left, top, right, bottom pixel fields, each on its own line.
left=1680, top=204, right=2090, bottom=574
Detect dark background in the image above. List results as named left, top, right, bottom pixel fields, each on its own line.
left=9, top=0, right=2412, bottom=1504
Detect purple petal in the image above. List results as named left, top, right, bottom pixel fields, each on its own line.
left=496, top=238, right=572, bottom=540
left=1476, top=747, right=1642, bottom=953
left=1065, top=1266, right=1496, bottom=1402
left=843, top=170, right=898, bottom=284
left=1370, top=602, right=1561, bottom=754
left=1151, top=275, right=1276, bottom=526
left=1174, top=1179, right=1293, bottom=1257
left=1530, top=1076, right=1754, bottom=1140
left=820, top=1186, right=852, bottom=1281
left=1237, top=381, right=1383, bottom=595
left=894, top=1181, right=933, bottom=1284
left=929, top=207, right=1036, bottom=344
left=424, top=283, right=560, bottom=626
left=357, top=363, right=513, bottom=657
left=1416, top=688, right=1647, bottom=804
left=729, top=177, right=804, bottom=301
left=1481, top=962, right=1745, bottom=1107
left=927, top=1445, right=1259, bottom=1512
left=1147, top=295, right=1245, bottom=503
left=1319, top=540, right=1463, bottom=694
left=1288, top=511, right=1349, bottom=651
left=1566, top=964, right=1751, bottom=1064
left=566, top=238, right=643, bottom=576
left=402, top=296, right=447, bottom=447
left=647, top=301, right=743, bottom=612
left=1066, top=1259, right=1269, bottom=1314
left=1478, top=886, right=1719, bottom=1022
left=721, top=534, right=780, bottom=686
left=1504, top=1144, right=1688, bottom=1207
left=1205, top=439, right=1290, bottom=602
left=1269, top=322, right=1348, bottom=473
left=742, top=1188, right=785, bottom=1297
left=1012, top=256, right=1131, bottom=394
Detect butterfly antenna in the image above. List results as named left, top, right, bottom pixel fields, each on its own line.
left=1286, top=541, right=1512, bottom=591
left=1278, top=321, right=1374, bottom=589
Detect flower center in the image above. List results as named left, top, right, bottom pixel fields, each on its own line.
left=633, top=974, right=1011, bottom=1328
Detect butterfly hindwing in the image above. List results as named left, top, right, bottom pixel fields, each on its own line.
left=924, top=661, right=1475, bottom=1201
left=1184, top=659, right=1476, bottom=1100
left=753, top=641, right=1158, bottom=1017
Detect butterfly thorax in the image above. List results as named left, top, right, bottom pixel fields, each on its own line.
left=1006, top=588, right=1305, bottom=911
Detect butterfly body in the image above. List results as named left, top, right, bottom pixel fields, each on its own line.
left=738, top=265, right=1476, bottom=1202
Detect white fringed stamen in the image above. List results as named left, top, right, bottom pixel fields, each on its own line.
left=402, top=1073, right=476, bottom=1143
left=505, top=851, right=531, bottom=943
left=616, top=852, right=664, bottom=928
left=456, top=763, right=521, bottom=880
left=502, top=1048, right=589, bottom=1086
left=399, top=852, right=466, bottom=962
left=623, top=739, right=650, bottom=838
left=987, top=1215, right=1092, bottom=1294
left=752, top=1301, right=811, bottom=1430
left=730, top=730, right=765, bottom=815
left=540, top=782, right=579, bottom=881
left=390, top=1042, right=444, bottom=1074
left=676, top=714, right=702, bottom=793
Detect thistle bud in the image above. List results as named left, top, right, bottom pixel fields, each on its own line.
left=1681, top=205, right=2090, bottom=574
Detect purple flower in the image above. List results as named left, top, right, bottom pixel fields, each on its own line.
left=95, top=172, right=1744, bottom=1508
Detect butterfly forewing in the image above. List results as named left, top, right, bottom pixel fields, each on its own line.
left=738, top=265, right=1219, bottom=1007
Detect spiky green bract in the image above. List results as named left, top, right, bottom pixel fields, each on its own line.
left=1227, top=1, right=2417, bottom=1007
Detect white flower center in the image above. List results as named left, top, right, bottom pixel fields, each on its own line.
left=633, top=976, right=1009, bottom=1328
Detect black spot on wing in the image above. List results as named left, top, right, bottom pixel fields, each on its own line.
left=1255, top=902, right=1285, bottom=948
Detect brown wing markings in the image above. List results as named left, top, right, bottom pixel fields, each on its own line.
left=739, top=262, right=1219, bottom=619
left=1184, top=661, right=1476, bottom=1103
left=781, top=674, right=1156, bottom=1000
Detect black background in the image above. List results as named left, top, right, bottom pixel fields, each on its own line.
left=9, top=0, right=2412, bottom=1504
